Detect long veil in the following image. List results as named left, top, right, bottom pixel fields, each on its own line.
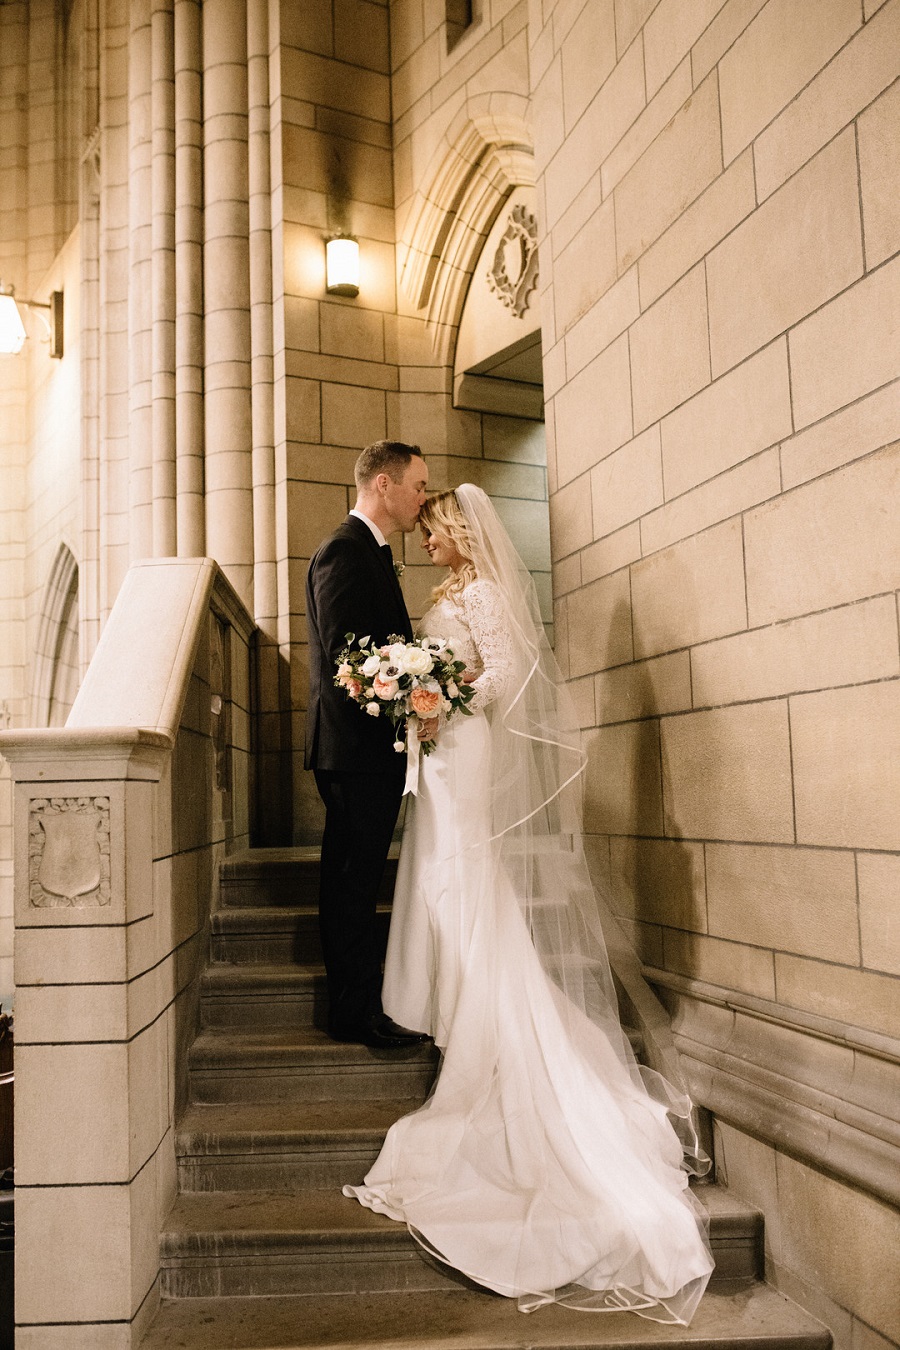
left=452, top=484, right=704, bottom=1130
left=442, top=485, right=710, bottom=1315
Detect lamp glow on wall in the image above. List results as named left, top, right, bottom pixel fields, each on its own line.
left=325, top=235, right=360, bottom=297
left=0, top=281, right=64, bottom=358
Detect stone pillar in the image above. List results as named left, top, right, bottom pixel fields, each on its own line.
left=2, top=730, right=171, bottom=1348
left=128, top=0, right=153, bottom=560
left=247, top=0, right=276, bottom=628
left=174, top=0, right=205, bottom=557
left=150, top=0, right=177, bottom=556
left=98, top=1, right=133, bottom=618
left=246, top=0, right=285, bottom=840
left=202, top=0, right=254, bottom=609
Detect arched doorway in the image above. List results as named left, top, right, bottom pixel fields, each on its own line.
left=452, top=184, right=549, bottom=628
left=31, top=543, right=81, bottom=727
left=398, top=104, right=551, bottom=631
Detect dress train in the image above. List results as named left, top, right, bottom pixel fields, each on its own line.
left=343, top=712, right=713, bottom=1322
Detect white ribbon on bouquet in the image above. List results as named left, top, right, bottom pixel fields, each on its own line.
left=403, top=716, right=421, bottom=796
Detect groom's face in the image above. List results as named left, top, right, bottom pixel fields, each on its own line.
left=384, top=456, right=429, bottom=533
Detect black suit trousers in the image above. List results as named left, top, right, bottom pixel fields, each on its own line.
left=314, top=766, right=405, bottom=1034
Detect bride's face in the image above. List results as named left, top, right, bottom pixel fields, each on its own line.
left=421, top=526, right=464, bottom=572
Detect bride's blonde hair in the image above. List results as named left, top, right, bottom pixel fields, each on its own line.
left=420, top=490, right=478, bottom=603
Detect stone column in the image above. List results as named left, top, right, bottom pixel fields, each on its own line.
left=202, top=0, right=254, bottom=608
left=2, top=730, right=171, bottom=1347
left=151, top=0, right=177, bottom=556
left=247, top=0, right=276, bottom=629
left=245, top=0, right=284, bottom=839
left=128, top=0, right=153, bottom=560
left=97, top=0, right=133, bottom=618
left=174, top=0, right=205, bottom=557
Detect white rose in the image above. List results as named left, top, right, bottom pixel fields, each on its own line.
left=388, top=641, right=408, bottom=668
left=446, top=680, right=459, bottom=698
left=365, top=702, right=380, bottom=717
left=401, top=646, right=434, bottom=677
left=361, top=654, right=381, bottom=677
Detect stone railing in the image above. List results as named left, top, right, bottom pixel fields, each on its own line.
left=0, top=557, right=255, bottom=1348
left=647, top=968, right=900, bottom=1210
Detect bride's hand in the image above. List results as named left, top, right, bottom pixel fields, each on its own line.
left=417, top=717, right=439, bottom=741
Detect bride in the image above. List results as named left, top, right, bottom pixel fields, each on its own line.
left=342, top=484, right=714, bottom=1322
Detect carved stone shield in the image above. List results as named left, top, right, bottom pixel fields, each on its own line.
left=37, top=812, right=102, bottom=901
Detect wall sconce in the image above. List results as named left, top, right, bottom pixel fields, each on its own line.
left=0, top=281, right=64, bottom=358
left=325, top=236, right=360, bottom=297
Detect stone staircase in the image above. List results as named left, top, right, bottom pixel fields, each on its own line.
left=141, top=848, right=830, bottom=1350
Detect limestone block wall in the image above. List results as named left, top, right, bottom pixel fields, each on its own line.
left=529, top=0, right=900, bottom=1344
left=281, top=0, right=549, bottom=842
left=389, top=0, right=550, bottom=610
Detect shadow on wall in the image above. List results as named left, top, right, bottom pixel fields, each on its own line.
left=588, top=600, right=702, bottom=975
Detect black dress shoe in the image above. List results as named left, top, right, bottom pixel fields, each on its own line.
left=330, top=1013, right=431, bottom=1050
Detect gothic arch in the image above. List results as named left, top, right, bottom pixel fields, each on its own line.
left=397, top=94, right=535, bottom=362
left=31, top=543, right=81, bottom=727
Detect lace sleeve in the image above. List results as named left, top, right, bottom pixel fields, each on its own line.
left=462, top=580, right=515, bottom=712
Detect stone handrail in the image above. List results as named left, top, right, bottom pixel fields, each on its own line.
left=0, top=557, right=255, bottom=1345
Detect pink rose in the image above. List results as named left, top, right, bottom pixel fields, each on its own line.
left=373, top=675, right=399, bottom=700
left=410, top=686, right=441, bottom=717
left=339, top=676, right=362, bottom=697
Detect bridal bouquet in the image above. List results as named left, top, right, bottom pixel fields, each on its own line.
left=335, top=633, right=475, bottom=756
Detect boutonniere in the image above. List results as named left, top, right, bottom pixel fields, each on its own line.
left=394, top=560, right=406, bottom=578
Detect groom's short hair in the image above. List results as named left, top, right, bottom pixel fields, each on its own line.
left=355, top=440, right=423, bottom=489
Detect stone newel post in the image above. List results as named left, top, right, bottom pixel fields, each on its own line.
left=1, top=729, right=172, bottom=1337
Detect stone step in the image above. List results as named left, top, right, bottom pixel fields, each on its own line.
left=141, top=1282, right=831, bottom=1350
left=158, top=1184, right=762, bottom=1301
left=219, top=845, right=398, bottom=909
left=176, top=1099, right=418, bottom=1191
left=189, top=1026, right=439, bottom=1104
left=200, top=962, right=326, bottom=1030
left=197, top=964, right=645, bottom=1057
left=210, top=905, right=391, bottom=964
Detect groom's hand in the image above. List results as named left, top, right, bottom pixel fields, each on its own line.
left=417, top=717, right=439, bottom=741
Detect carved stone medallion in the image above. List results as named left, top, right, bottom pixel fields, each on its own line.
left=29, top=796, right=111, bottom=908
left=487, top=203, right=539, bottom=317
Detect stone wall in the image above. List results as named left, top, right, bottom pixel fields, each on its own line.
left=281, top=0, right=550, bottom=842
left=529, top=0, right=900, bottom=1345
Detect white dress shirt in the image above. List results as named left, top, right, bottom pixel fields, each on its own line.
left=349, top=507, right=388, bottom=548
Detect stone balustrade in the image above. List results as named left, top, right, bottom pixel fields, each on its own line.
left=0, top=556, right=255, bottom=1348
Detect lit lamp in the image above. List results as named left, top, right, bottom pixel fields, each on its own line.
left=0, top=281, right=64, bottom=358
left=325, top=235, right=360, bottom=297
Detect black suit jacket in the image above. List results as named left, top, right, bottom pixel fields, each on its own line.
left=305, top=515, right=414, bottom=773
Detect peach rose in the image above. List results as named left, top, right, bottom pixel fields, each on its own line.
left=339, top=676, right=362, bottom=697
left=410, top=686, right=441, bottom=717
left=373, top=675, right=399, bottom=700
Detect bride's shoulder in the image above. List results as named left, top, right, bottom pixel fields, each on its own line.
left=460, top=577, right=503, bottom=611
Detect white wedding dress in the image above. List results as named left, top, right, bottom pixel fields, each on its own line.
left=343, top=578, right=714, bottom=1321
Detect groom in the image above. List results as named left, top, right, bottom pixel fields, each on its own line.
left=305, top=440, right=432, bottom=1050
